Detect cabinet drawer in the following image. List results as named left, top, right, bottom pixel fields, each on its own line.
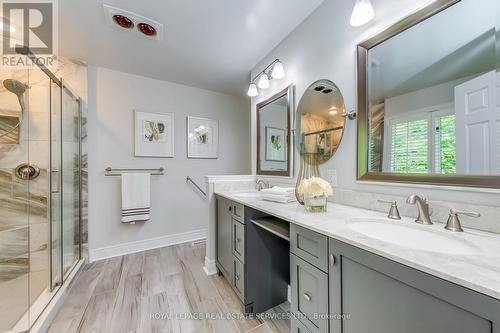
left=291, top=224, right=328, bottom=272
left=232, top=257, right=245, bottom=302
left=231, top=202, right=245, bottom=222
left=232, top=218, right=245, bottom=263
left=291, top=254, right=328, bottom=333
left=291, top=317, right=313, bottom=333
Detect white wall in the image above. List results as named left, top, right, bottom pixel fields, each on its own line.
left=88, top=67, right=250, bottom=260
left=250, top=0, right=500, bottom=218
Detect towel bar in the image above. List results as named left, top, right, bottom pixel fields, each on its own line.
left=105, top=167, right=165, bottom=176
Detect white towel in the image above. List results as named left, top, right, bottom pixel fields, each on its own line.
left=262, top=193, right=296, bottom=204
left=121, top=173, right=151, bottom=223
left=260, top=186, right=296, bottom=195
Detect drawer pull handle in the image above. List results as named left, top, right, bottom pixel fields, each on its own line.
left=229, top=206, right=232, bottom=212
left=236, top=238, right=241, bottom=243
left=303, top=293, right=312, bottom=301
left=329, top=254, right=336, bottom=266
left=235, top=274, right=240, bottom=281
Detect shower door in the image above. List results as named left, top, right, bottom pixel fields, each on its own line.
left=60, top=80, right=81, bottom=279
left=49, top=79, right=81, bottom=288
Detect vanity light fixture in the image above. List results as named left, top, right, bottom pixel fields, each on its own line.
left=271, top=61, right=285, bottom=79
left=247, top=83, right=259, bottom=97
left=258, top=74, right=270, bottom=89
left=247, top=59, right=286, bottom=97
left=350, top=0, right=375, bottom=27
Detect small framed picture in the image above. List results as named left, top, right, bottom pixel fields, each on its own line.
left=265, top=126, right=286, bottom=162
left=187, top=116, right=219, bottom=159
left=134, top=111, right=174, bottom=157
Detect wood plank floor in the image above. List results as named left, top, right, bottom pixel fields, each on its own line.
left=47, top=241, right=290, bottom=333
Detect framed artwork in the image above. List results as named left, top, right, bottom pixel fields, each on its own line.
left=187, top=116, right=219, bottom=159
left=265, top=126, right=286, bottom=162
left=134, top=111, right=174, bottom=157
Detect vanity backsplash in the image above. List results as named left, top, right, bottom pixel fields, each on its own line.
left=332, top=188, right=500, bottom=234
left=208, top=176, right=500, bottom=235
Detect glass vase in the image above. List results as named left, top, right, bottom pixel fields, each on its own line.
left=304, top=194, right=327, bottom=213
left=295, top=153, right=321, bottom=205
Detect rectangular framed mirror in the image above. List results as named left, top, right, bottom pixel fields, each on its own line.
left=256, top=85, right=294, bottom=177
left=357, top=0, right=500, bottom=188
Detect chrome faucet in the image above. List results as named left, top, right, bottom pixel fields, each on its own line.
left=445, top=209, right=480, bottom=232
left=406, top=195, right=432, bottom=225
left=377, top=200, right=401, bottom=220
left=256, top=179, right=270, bottom=191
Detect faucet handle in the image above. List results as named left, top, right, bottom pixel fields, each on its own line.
left=378, top=200, right=401, bottom=220
left=445, top=209, right=480, bottom=232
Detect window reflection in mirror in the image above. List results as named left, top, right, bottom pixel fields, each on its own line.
left=367, top=0, right=499, bottom=176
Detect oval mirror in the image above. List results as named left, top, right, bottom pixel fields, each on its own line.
left=296, top=79, right=346, bottom=164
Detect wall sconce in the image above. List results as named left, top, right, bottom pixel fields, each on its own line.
left=247, top=59, right=286, bottom=97
left=350, top=0, right=375, bottom=27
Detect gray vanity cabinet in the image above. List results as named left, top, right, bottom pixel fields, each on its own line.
left=328, top=238, right=500, bottom=333
left=216, top=196, right=247, bottom=304
left=216, top=198, right=233, bottom=280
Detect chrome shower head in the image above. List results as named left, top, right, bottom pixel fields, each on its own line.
left=3, top=79, right=26, bottom=112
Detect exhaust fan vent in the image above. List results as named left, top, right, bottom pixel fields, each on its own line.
left=103, top=4, right=163, bottom=41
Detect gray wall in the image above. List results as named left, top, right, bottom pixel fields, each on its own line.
left=250, top=0, right=500, bottom=233
left=88, top=66, right=250, bottom=259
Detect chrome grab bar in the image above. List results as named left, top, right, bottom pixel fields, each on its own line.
left=105, top=166, right=165, bottom=176
left=186, top=176, right=206, bottom=197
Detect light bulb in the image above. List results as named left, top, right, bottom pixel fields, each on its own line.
left=271, top=61, right=285, bottom=79
left=257, top=74, right=270, bottom=89
left=247, top=83, right=258, bottom=97
left=350, top=0, right=374, bottom=27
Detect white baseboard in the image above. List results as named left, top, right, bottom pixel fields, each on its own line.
left=89, top=229, right=207, bottom=262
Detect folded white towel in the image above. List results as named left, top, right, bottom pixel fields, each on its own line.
left=260, top=186, right=296, bottom=195
left=121, top=173, right=151, bottom=223
left=262, top=193, right=296, bottom=204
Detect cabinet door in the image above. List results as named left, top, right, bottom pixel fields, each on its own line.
left=216, top=198, right=233, bottom=280
left=329, top=238, right=500, bottom=333
left=233, top=257, right=245, bottom=302
left=291, top=254, right=329, bottom=333
left=232, top=218, right=245, bottom=263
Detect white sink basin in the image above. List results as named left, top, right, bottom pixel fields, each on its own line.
left=347, top=220, right=478, bottom=255
left=233, top=192, right=261, bottom=199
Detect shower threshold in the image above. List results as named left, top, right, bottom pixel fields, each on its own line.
left=10, top=259, right=85, bottom=333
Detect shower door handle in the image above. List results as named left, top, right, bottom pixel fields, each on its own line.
left=50, top=169, right=60, bottom=194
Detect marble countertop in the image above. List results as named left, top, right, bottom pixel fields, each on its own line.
left=215, top=190, right=500, bottom=300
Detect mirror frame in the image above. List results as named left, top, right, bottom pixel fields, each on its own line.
left=356, top=0, right=500, bottom=189
left=256, top=85, right=294, bottom=177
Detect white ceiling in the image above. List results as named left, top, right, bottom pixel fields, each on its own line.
left=58, top=0, right=324, bottom=96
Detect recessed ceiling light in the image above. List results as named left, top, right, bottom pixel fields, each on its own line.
left=329, top=107, right=338, bottom=115
left=113, top=15, right=133, bottom=29
left=137, top=23, right=157, bottom=36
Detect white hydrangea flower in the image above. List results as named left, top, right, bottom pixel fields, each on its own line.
left=297, top=176, right=333, bottom=197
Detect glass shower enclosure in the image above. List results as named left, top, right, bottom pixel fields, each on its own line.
left=0, top=62, right=82, bottom=332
